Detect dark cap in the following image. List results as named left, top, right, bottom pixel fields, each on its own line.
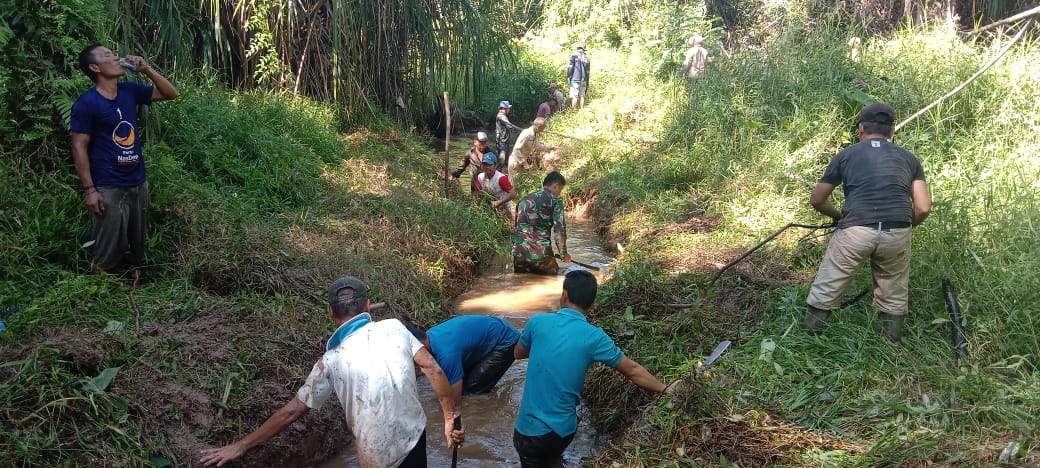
left=328, top=276, right=368, bottom=305
left=858, top=103, right=895, bottom=125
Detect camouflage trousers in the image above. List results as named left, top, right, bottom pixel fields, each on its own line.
left=513, top=246, right=559, bottom=275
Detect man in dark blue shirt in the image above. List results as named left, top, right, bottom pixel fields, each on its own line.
left=805, top=103, right=932, bottom=342
left=70, top=44, right=178, bottom=274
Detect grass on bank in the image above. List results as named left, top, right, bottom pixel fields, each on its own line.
left=532, top=22, right=1040, bottom=466
left=0, top=84, right=509, bottom=466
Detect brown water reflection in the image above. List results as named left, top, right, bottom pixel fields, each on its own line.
left=321, top=219, right=613, bottom=467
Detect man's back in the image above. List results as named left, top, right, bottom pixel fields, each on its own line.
left=297, top=318, right=425, bottom=467
left=515, top=188, right=564, bottom=249
left=821, top=138, right=925, bottom=228
left=515, top=309, right=622, bottom=437
left=428, top=316, right=520, bottom=384
left=568, top=51, right=590, bottom=82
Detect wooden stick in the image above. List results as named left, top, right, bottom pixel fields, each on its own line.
left=895, top=19, right=1033, bottom=133
left=443, top=92, right=451, bottom=199
left=963, top=5, right=1040, bottom=36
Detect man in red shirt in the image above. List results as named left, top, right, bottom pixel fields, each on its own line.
left=475, top=153, right=517, bottom=221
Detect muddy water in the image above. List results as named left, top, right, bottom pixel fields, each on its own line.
left=321, top=219, right=614, bottom=467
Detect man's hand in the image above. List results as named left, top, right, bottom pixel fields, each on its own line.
left=200, top=442, right=246, bottom=467
left=125, top=55, right=151, bottom=74
left=663, top=379, right=682, bottom=395
left=560, top=253, right=572, bottom=263
left=448, top=175, right=457, bottom=181
left=444, top=420, right=465, bottom=448
left=85, top=190, right=105, bottom=215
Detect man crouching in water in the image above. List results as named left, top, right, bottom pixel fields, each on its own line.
left=512, top=171, right=570, bottom=275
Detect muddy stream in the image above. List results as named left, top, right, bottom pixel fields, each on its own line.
left=321, top=218, right=615, bottom=467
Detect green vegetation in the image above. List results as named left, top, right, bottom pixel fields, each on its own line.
left=1, top=81, right=509, bottom=464
left=533, top=11, right=1040, bottom=467
left=4, top=0, right=1040, bottom=464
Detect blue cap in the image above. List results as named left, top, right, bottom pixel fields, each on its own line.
left=482, top=153, right=497, bottom=165
left=498, top=100, right=512, bottom=109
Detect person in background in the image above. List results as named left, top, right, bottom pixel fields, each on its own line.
left=535, top=100, right=555, bottom=119
left=804, top=103, right=931, bottom=343
left=549, top=83, right=565, bottom=111
left=496, top=101, right=523, bottom=172
left=201, top=276, right=464, bottom=467
left=475, top=153, right=517, bottom=221
left=566, top=44, right=590, bottom=109
left=682, top=34, right=708, bottom=79
left=512, top=270, right=675, bottom=467
left=509, top=117, right=556, bottom=174
left=71, top=44, right=179, bottom=274
left=512, top=171, right=569, bottom=275
left=450, top=131, right=496, bottom=193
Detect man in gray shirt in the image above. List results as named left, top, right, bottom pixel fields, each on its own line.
left=804, top=103, right=932, bottom=342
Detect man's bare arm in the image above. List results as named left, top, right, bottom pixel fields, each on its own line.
left=614, top=356, right=667, bottom=394
left=200, top=397, right=309, bottom=466
left=414, top=347, right=463, bottom=447
left=809, top=182, right=842, bottom=221
left=911, top=179, right=932, bottom=226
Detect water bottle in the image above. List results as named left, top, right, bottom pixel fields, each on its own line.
left=119, top=57, right=138, bottom=72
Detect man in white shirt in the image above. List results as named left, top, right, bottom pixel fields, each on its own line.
left=475, top=153, right=517, bottom=220
left=201, top=276, right=463, bottom=467
left=509, top=118, right=556, bottom=174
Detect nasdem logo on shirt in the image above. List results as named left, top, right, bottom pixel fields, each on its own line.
left=871, top=140, right=881, bottom=148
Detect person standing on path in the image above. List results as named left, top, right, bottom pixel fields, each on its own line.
left=549, top=83, right=565, bottom=111
left=512, top=171, right=569, bottom=275
left=512, top=270, right=675, bottom=467
left=566, top=44, right=590, bottom=109
left=71, top=44, right=179, bottom=274
left=201, top=276, right=464, bottom=467
left=508, top=118, right=556, bottom=175
left=450, top=131, right=496, bottom=194
left=804, top=103, right=932, bottom=342
left=405, top=315, right=521, bottom=413
left=682, top=34, right=708, bottom=79
left=495, top=101, right=523, bottom=172
left=475, top=153, right=517, bottom=220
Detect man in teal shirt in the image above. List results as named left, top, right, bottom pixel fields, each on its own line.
left=512, top=270, right=674, bottom=467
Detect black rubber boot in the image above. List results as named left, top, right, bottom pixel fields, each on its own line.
left=880, top=313, right=905, bottom=343
left=804, top=305, right=831, bottom=335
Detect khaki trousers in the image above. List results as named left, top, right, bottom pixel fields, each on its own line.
left=807, top=225, right=912, bottom=316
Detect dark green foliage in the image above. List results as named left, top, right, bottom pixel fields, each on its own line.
left=0, top=0, right=107, bottom=157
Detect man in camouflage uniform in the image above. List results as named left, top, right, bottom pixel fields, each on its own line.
left=513, top=171, right=571, bottom=275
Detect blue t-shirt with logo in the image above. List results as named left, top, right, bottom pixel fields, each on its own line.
left=427, top=315, right=520, bottom=385
left=70, top=82, right=153, bottom=187
left=515, top=308, right=623, bottom=437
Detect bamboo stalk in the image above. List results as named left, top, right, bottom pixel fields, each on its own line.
left=895, top=19, right=1033, bottom=132
left=963, top=5, right=1040, bottom=36
left=444, top=91, right=451, bottom=199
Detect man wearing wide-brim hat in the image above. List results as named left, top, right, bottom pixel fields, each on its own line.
left=804, top=103, right=932, bottom=342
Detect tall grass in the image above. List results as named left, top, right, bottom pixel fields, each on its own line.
left=534, top=13, right=1040, bottom=465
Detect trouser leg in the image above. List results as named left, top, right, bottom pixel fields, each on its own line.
left=513, top=430, right=574, bottom=468
left=462, top=344, right=517, bottom=394
left=91, top=186, right=128, bottom=272
left=125, top=182, right=150, bottom=267
left=397, top=429, right=427, bottom=468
